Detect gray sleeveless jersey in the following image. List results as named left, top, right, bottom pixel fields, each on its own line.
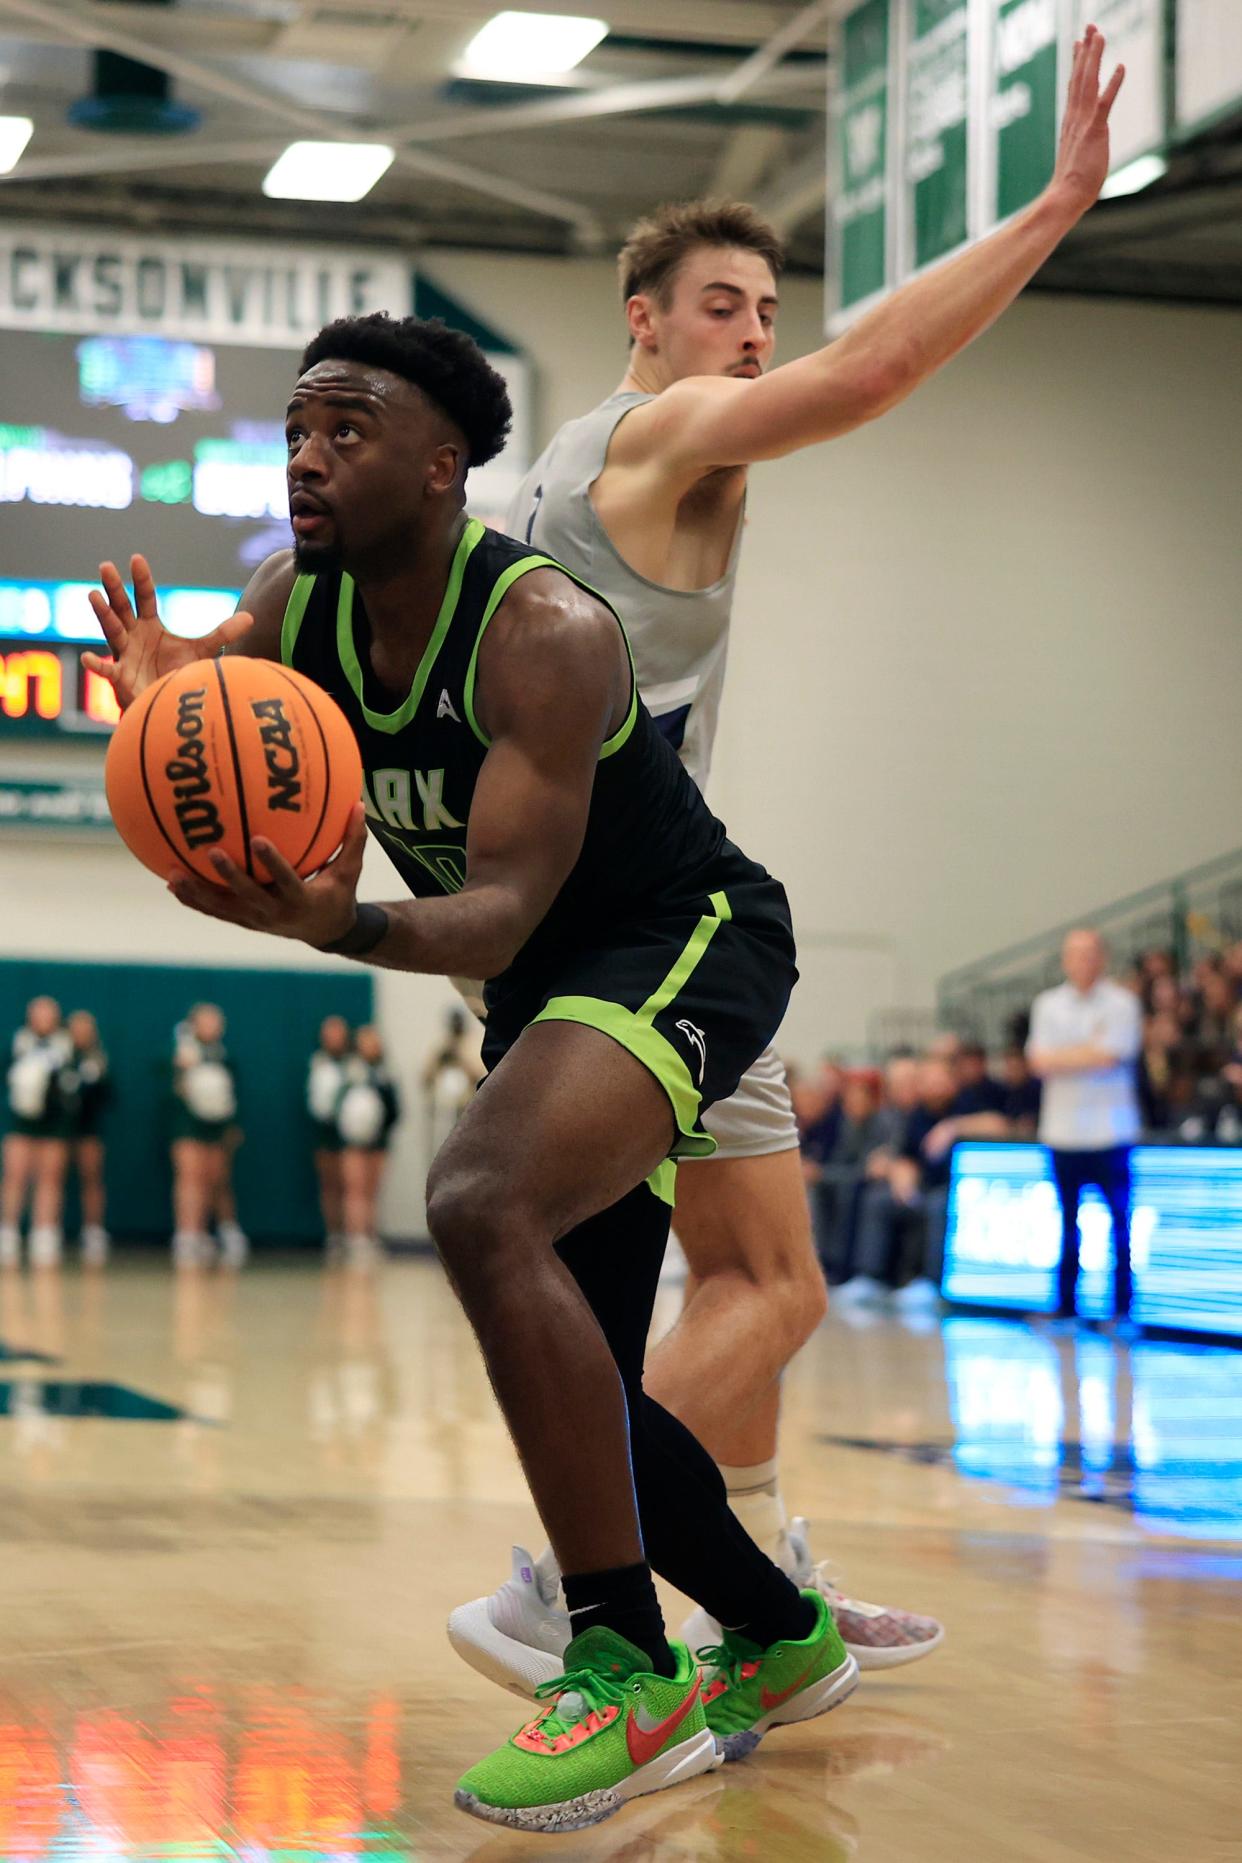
left=504, top=391, right=741, bottom=793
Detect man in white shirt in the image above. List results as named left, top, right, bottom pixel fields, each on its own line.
left=1027, top=929, right=1143, bottom=1320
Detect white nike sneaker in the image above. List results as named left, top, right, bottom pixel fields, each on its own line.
left=0, top=1224, right=20, bottom=1268
left=29, top=1226, right=62, bottom=1268
left=172, top=1230, right=208, bottom=1268
left=893, top=1276, right=943, bottom=1313
left=447, top=1545, right=570, bottom=1699
left=218, top=1222, right=249, bottom=1269
left=679, top=1519, right=945, bottom=1673
left=80, top=1225, right=110, bottom=1267
left=832, top=1275, right=891, bottom=1308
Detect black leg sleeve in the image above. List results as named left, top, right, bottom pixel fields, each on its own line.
left=556, top=1181, right=806, bottom=1637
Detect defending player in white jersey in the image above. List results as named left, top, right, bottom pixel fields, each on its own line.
left=448, top=24, right=1123, bottom=1688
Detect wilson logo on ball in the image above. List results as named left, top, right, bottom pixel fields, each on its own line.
left=250, top=697, right=302, bottom=813
left=108, top=657, right=362, bottom=888
left=165, top=685, right=225, bottom=850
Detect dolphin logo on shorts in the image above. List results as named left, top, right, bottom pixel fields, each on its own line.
left=675, top=1019, right=708, bottom=1086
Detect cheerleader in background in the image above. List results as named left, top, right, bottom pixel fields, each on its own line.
left=338, top=1026, right=401, bottom=1266
left=1, top=996, right=76, bottom=1267
left=421, top=1005, right=485, bottom=1165
left=170, top=1004, right=242, bottom=1269
left=210, top=1120, right=250, bottom=1269
left=68, top=1010, right=111, bottom=1267
left=307, top=1015, right=352, bottom=1256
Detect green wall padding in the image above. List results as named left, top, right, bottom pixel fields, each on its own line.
left=0, top=959, right=373, bottom=1244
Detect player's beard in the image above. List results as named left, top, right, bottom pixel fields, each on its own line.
left=293, top=535, right=344, bottom=574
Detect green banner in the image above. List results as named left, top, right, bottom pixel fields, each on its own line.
left=0, top=775, right=112, bottom=829
left=837, top=0, right=892, bottom=312
left=991, top=0, right=1060, bottom=222
left=906, top=0, right=971, bottom=269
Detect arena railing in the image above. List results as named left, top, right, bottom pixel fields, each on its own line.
left=936, top=845, right=1242, bottom=1050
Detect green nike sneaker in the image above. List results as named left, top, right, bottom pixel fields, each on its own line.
left=454, top=1627, right=721, bottom=1833
left=698, top=1587, right=860, bottom=1761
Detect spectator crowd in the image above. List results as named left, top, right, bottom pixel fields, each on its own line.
left=1125, top=943, right=1242, bottom=1142
left=793, top=938, right=1242, bottom=1312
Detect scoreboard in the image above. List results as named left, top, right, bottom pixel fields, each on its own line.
left=0, top=328, right=290, bottom=738
left=0, top=242, right=531, bottom=740
left=0, top=640, right=119, bottom=733
left=829, top=0, right=1241, bottom=328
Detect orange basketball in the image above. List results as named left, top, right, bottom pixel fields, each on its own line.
left=105, top=657, right=363, bottom=885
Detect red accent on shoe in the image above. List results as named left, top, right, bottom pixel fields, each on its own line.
left=760, top=1657, right=820, bottom=1714
left=624, top=1680, right=701, bottom=1767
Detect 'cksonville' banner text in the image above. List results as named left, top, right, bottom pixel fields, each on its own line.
left=0, top=226, right=413, bottom=348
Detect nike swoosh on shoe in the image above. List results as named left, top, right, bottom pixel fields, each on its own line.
left=760, top=1658, right=820, bottom=1714
left=625, top=1681, right=700, bottom=1766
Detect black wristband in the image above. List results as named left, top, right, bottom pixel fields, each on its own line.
left=319, top=903, right=390, bottom=959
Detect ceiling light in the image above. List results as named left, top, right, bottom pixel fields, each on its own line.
left=1099, top=153, right=1168, bottom=200
left=459, top=11, right=607, bottom=82
left=262, top=141, right=394, bottom=203
left=0, top=116, right=33, bottom=175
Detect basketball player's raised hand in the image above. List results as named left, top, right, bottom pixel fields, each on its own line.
left=82, top=554, right=254, bottom=711
left=1052, top=24, right=1125, bottom=213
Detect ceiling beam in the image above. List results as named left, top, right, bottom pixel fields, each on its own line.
left=709, top=124, right=790, bottom=198
left=390, top=62, right=827, bottom=146
left=347, top=2, right=822, bottom=47
left=754, top=143, right=829, bottom=233
left=0, top=138, right=287, bottom=185
left=0, top=178, right=433, bottom=247
left=0, top=2, right=825, bottom=54
left=0, top=0, right=288, bottom=56
left=717, top=0, right=830, bottom=104
left=0, top=0, right=603, bottom=241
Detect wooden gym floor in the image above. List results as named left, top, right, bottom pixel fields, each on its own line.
left=0, top=1254, right=1236, bottom=1862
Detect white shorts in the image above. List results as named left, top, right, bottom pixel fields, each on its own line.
left=696, top=1043, right=800, bottom=1162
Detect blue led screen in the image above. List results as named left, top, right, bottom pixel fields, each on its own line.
left=943, top=1142, right=1242, bottom=1337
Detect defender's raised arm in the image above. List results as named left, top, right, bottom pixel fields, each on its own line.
left=630, top=26, right=1124, bottom=474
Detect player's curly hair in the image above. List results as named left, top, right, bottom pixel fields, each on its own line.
left=618, top=198, right=785, bottom=310
left=300, top=313, right=513, bottom=468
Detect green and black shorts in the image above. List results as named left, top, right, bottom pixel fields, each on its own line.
left=482, top=870, right=797, bottom=1205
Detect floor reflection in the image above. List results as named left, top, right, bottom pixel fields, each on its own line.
left=0, top=1680, right=948, bottom=1861
left=0, top=1688, right=405, bottom=1859
left=823, top=1317, right=1242, bottom=1540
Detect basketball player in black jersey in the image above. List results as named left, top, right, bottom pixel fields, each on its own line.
left=86, top=316, right=858, bottom=1832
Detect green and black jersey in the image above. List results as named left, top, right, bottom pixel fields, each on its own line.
left=281, top=518, right=796, bottom=1180
left=283, top=519, right=758, bottom=984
